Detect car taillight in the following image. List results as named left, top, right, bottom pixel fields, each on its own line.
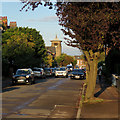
left=40, top=72, right=42, bottom=74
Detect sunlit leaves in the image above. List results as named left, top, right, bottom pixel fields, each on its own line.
left=56, top=53, right=76, bottom=67
left=2, top=27, right=47, bottom=68
left=56, top=2, right=120, bottom=52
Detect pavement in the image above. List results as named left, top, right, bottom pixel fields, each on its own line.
left=2, top=77, right=12, bottom=88
left=45, top=80, right=119, bottom=119
left=80, top=84, right=119, bottom=119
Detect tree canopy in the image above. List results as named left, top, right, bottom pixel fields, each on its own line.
left=2, top=27, right=47, bottom=70
left=56, top=53, right=77, bottom=67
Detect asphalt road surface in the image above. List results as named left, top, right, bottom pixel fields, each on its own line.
left=2, top=77, right=84, bottom=119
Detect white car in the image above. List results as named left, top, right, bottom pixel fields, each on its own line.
left=55, top=67, right=68, bottom=78
left=32, top=68, right=46, bottom=78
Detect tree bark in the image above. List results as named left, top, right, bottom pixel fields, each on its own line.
left=84, top=51, right=99, bottom=100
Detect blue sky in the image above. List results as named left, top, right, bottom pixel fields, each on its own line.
left=1, top=1, right=82, bottom=56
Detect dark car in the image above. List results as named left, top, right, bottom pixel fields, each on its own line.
left=69, top=69, right=85, bottom=80
left=82, top=68, right=86, bottom=76
left=44, top=68, right=52, bottom=77
left=12, top=68, right=35, bottom=85
left=50, top=68, right=56, bottom=76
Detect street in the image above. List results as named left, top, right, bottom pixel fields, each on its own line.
left=2, top=77, right=84, bottom=119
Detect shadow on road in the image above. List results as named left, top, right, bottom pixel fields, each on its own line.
left=2, top=87, right=20, bottom=93
left=35, top=78, right=48, bottom=84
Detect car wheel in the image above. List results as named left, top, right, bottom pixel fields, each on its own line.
left=66, top=75, right=68, bottom=78
left=32, top=80, right=35, bottom=84
left=11, top=81, right=15, bottom=86
left=28, top=80, right=32, bottom=85
left=44, top=76, right=46, bottom=79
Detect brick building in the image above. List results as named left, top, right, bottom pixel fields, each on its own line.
left=0, top=16, right=17, bottom=31
left=10, top=22, right=17, bottom=28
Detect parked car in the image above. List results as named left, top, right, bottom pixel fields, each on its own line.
left=50, top=68, right=56, bottom=76
left=32, top=67, right=46, bottom=78
left=44, top=68, right=52, bottom=77
left=69, top=69, right=85, bottom=80
left=66, top=65, right=73, bottom=72
left=12, top=68, right=35, bottom=85
left=55, top=67, right=68, bottom=78
left=82, top=68, right=86, bottom=76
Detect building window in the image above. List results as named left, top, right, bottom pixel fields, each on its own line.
left=54, top=43, right=58, bottom=46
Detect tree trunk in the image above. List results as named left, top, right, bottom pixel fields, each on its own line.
left=84, top=51, right=99, bottom=100
left=85, top=60, right=98, bottom=100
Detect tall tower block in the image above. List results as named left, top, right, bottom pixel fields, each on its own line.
left=51, top=35, right=62, bottom=57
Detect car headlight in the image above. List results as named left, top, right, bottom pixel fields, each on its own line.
left=81, top=74, right=84, bottom=76
left=63, top=72, right=66, bottom=75
left=26, top=75, right=29, bottom=78
left=55, top=73, right=58, bottom=75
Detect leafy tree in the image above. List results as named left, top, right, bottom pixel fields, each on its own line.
left=46, top=54, right=54, bottom=67
left=2, top=27, right=47, bottom=76
left=2, top=32, right=35, bottom=66
left=20, top=2, right=120, bottom=100
left=55, top=3, right=119, bottom=100
left=56, top=53, right=76, bottom=67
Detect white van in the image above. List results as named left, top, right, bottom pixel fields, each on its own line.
left=66, top=65, right=73, bottom=72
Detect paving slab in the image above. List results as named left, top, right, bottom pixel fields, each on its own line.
left=48, top=105, right=77, bottom=119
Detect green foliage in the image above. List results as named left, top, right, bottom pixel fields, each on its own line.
left=56, top=53, right=76, bottom=67
left=2, top=27, right=47, bottom=76
left=46, top=54, right=54, bottom=67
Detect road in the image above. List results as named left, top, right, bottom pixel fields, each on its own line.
left=2, top=77, right=84, bottom=119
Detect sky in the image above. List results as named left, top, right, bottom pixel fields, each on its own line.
left=1, top=1, right=83, bottom=56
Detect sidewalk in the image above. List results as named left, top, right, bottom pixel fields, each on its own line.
left=80, top=83, right=119, bottom=119
left=2, top=77, right=12, bottom=88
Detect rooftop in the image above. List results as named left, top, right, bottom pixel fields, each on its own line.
left=51, top=35, right=62, bottom=42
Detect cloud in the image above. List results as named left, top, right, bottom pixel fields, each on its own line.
left=27, top=16, right=58, bottom=22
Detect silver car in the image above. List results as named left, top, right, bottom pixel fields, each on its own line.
left=32, top=68, right=46, bottom=78
left=55, top=67, right=68, bottom=78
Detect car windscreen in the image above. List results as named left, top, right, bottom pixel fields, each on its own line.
left=44, top=68, right=50, bottom=71
left=33, top=68, right=41, bottom=72
left=67, top=66, right=73, bottom=68
left=16, top=70, right=29, bottom=75
left=72, top=69, right=83, bottom=73
left=56, top=68, right=66, bottom=71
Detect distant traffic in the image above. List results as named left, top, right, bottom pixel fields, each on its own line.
left=12, top=65, right=86, bottom=85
